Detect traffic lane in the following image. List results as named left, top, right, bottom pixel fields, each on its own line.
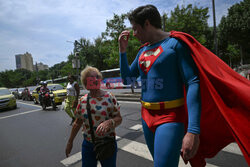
left=0, top=102, right=83, bottom=167
left=0, top=100, right=41, bottom=119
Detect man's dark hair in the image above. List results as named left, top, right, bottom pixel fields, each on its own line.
left=128, top=5, right=162, bottom=29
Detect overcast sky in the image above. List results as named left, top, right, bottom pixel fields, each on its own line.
left=0, top=0, right=243, bottom=72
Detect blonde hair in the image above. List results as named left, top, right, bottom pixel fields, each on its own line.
left=80, top=65, right=102, bottom=88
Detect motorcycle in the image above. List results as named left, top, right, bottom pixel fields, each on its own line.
left=40, top=90, right=57, bottom=110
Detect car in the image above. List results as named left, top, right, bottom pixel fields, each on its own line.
left=0, top=87, right=17, bottom=110
left=21, top=86, right=37, bottom=101
left=32, top=84, right=67, bottom=105
left=9, top=88, right=19, bottom=99
left=16, top=88, right=25, bottom=99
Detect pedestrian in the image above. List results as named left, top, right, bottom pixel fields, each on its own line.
left=64, top=74, right=80, bottom=125
left=65, top=66, right=122, bottom=167
left=118, top=4, right=250, bottom=167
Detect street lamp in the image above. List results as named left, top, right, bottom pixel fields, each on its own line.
left=67, top=40, right=81, bottom=83
left=72, top=52, right=80, bottom=82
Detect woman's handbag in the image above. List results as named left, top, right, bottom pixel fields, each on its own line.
left=86, top=94, right=116, bottom=161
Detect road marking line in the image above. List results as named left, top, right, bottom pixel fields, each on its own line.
left=118, top=137, right=153, bottom=161
left=60, top=138, right=243, bottom=167
left=60, top=152, right=82, bottom=167
left=222, top=143, right=242, bottom=155
left=17, top=101, right=40, bottom=108
left=0, top=109, right=41, bottom=120
left=129, top=124, right=143, bottom=131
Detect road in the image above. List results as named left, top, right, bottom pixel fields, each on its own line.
left=0, top=99, right=248, bottom=167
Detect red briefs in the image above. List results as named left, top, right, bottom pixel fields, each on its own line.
left=141, top=105, right=187, bottom=132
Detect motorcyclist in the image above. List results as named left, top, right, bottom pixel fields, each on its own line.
left=40, top=81, right=50, bottom=94
left=39, top=81, right=50, bottom=104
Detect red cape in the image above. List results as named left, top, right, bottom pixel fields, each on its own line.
left=170, top=31, right=250, bottom=166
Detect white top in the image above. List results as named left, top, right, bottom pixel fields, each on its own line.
left=66, top=81, right=77, bottom=96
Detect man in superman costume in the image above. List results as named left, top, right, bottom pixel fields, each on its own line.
left=118, top=5, right=250, bottom=167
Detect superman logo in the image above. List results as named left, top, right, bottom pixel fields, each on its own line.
left=139, top=46, right=163, bottom=74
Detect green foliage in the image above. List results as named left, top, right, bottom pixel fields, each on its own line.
left=0, top=69, right=34, bottom=88
left=164, top=4, right=211, bottom=46
left=102, top=13, right=128, bottom=41
left=218, top=0, right=250, bottom=65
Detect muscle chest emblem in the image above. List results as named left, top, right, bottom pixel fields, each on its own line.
left=139, top=46, right=163, bottom=74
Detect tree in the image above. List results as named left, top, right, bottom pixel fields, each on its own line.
left=218, top=0, right=250, bottom=65
left=163, top=4, right=212, bottom=48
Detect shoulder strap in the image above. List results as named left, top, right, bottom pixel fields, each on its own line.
left=86, top=93, right=96, bottom=144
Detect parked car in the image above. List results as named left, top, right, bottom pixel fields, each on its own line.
left=21, top=86, right=37, bottom=101
left=9, top=88, right=18, bottom=99
left=0, top=87, right=17, bottom=110
left=32, top=84, right=67, bottom=105
left=16, top=88, right=25, bottom=99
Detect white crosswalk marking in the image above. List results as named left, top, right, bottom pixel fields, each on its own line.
left=118, top=137, right=153, bottom=161
left=61, top=124, right=244, bottom=167
left=129, top=124, right=143, bottom=131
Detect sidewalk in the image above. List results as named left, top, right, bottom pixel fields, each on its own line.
left=79, top=89, right=141, bottom=102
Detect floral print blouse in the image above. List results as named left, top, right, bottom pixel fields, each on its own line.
left=75, top=91, right=120, bottom=142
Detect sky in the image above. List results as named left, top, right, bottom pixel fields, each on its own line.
left=0, top=0, right=243, bottom=72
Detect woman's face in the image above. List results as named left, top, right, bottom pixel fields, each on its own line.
left=85, top=71, right=101, bottom=90
left=68, top=77, right=74, bottom=84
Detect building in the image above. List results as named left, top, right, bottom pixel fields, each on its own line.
left=34, top=62, right=49, bottom=71
left=15, top=52, right=34, bottom=71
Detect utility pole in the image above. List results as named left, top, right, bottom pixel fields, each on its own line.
left=212, top=0, right=218, bottom=56
left=162, top=14, right=166, bottom=32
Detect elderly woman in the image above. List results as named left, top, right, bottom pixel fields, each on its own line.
left=65, top=66, right=122, bottom=167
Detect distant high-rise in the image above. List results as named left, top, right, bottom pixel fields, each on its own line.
left=34, top=62, right=49, bottom=71
left=15, top=52, right=34, bottom=71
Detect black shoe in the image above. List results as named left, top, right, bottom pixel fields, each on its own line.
left=70, top=118, right=75, bottom=126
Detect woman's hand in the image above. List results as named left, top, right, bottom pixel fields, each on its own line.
left=65, top=142, right=73, bottom=157
left=118, top=30, right=130, bottom=53
left=96, top=120, right=113, bottom=136
left=181, top=132, right=200, bottom=160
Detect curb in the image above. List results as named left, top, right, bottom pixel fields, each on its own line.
left=79, top=92, right=141, bottom=102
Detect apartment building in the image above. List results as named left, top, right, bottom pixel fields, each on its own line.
left=15, top=52, right=34, bottom=71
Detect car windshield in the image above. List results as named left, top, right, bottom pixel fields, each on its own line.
left=47, top=85, right=64, bottom=91
left=9, top=88, right=17, bottom=92
left=0, top=89, right=11, bottom=96
left=28, top=86, right=37, bottom=92
left=18, top=88, right=25, bottom=92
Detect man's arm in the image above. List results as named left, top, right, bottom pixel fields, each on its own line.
left=118, top=31, right=140, bottom=85
left=176, top=40, right=201, bottom=160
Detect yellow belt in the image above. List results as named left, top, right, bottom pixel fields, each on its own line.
left=141, top=98, right=185, bottom=110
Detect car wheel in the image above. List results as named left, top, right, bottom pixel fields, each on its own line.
left=33, top=98, right=38, bottom=104
left=12, top=104, right=17, bottom=109
left=52, top=102, right=57, bottom=111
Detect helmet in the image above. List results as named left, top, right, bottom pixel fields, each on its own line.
left=43, top=81, right=47, bottom=85
left=39, top=81, right=44, bottom=85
